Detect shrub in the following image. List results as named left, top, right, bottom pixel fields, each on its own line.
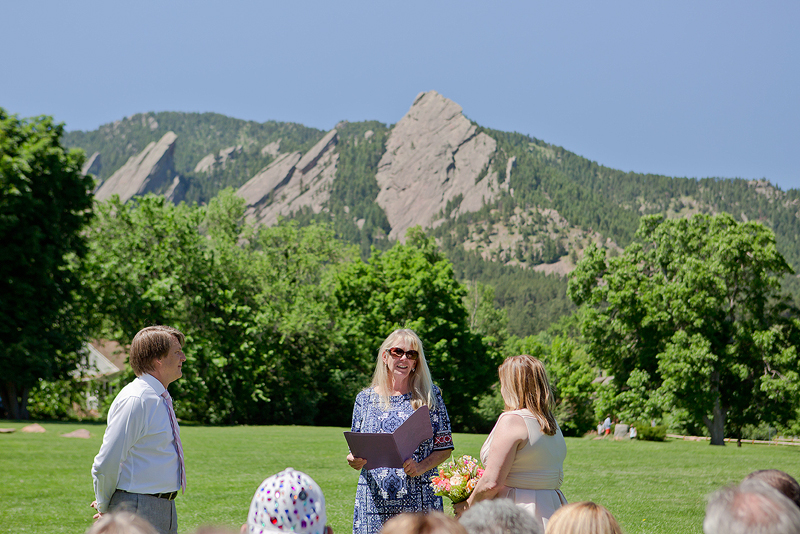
left=633, top=422, right=667, bottom=441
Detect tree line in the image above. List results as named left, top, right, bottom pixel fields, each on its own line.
left=5, top=109, right=800, bottom=443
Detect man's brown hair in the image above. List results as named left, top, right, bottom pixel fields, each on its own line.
left=129, top=326, right=185, bottom=377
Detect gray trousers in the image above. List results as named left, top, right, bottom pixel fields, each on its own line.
left=108, top=489, right=178, bottom=534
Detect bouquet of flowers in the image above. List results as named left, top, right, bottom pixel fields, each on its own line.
left=430, top=454, right=484, bottom=503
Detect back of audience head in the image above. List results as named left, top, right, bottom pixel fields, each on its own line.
left=744, top=469, right=800, bottom=508
left=545, top=502, right=623, bottom=534
left=704, top=479, right=800, bottom=534
left=459, top=499, right=542, bottom=534
left=86, top=512, right=158, bottom=534
left=380, top=512, right=467, bottom=534
left=247, top=468, right=328, bottom=534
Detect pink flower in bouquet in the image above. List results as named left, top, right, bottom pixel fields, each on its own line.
left=430, top=454, right=484, bottom=504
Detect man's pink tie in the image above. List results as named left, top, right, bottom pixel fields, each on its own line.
left=161, top=391, right=186, bottom=492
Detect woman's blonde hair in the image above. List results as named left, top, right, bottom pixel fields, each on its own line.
left=545, top=502, right=623, bottom=534
left=498, top=354, right=557, bottom=436
left=370, top=329, right=435, bottom=410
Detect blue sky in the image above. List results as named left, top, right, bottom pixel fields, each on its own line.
left=2, top=1, right=798, bottom=189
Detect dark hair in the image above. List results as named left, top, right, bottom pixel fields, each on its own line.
left=744, top=470, right=800, bottom=508
left=129, top=326, right=185, bottom=376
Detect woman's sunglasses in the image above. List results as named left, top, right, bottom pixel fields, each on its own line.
left=387, top=347, right=419, bottom=360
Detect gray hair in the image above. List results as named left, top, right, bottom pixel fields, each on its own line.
left=704, top=479, right=800, bottom=534
left=459, top=499, right=543, bottom=534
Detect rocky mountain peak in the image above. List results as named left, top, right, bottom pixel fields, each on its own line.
left=375, top=91, right=504, bottom=241
left=94, top=131, right=178, bottom=203
left=237, top=129, right=339, bottom=225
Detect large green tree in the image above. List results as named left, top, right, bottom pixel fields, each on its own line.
left=568, top=214, right=800, bottom=445
left=334, top=227, right=499, bottom=431
left=0, top=110, right=94, bottom=419
left=84, top=191, right=351, bottom=425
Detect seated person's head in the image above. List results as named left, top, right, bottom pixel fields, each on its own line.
left=704, top=479, right=800, bottom=534
left=247, top=468, right=327, bottom=534
left=545, top=502, right=622, bottom=534
left=744, top=469, right=800, bottom=508
left=86, top=512, right=158, bottom=534
left=381, top=512, right=467, bottom=534
left=459, top=499, right=542, bottom=534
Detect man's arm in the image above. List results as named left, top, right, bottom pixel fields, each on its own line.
left=91, top=396, right=145, bottom=513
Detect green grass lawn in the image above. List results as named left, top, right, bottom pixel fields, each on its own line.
left=2, top=420, right=799, bottom=534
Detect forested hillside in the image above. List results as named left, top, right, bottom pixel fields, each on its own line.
left=65, top=112, right=327, bottom=205
left=65, top=106, right=800, bottom=337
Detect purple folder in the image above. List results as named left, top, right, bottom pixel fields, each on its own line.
left=344, top=405, right=434, bottom=470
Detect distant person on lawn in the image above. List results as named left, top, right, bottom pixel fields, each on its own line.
left=91, top=326, right=187, bottom=534
left=704, top=479, right=800, bottom=534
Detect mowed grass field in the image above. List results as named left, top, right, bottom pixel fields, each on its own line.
left=2, top=421, right=800, bottom=534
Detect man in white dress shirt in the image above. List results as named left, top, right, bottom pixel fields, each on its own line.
left=91, top=325, right=187, bottom=534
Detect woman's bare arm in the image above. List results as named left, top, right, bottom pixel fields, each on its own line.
left=454, top=414, right=527, bottom=516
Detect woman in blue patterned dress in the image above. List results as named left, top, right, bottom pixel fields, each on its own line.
left=346, top=329, right=455, bottom=534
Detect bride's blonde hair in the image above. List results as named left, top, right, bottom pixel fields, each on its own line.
left=498, top=354, right=557, bottom=436
left=370, top=329, right=436, bottom=411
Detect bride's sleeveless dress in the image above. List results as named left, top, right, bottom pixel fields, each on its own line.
left=480, top=409, right=568, bottom=529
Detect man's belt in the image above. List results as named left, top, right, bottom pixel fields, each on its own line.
left=118, top=489, right=178, bottom=501
left=149, top=491, right=178, bottom=500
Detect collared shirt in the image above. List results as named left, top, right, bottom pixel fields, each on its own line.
left=91, top=374, right=181, bottom=512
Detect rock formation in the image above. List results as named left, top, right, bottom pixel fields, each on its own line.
left=165, top=175, right=189, bottom=204
left=261, top=140, right=281, bottom=157
left=238, top=152, right=302, bottom=210
left=296, top=130, right=338, bottom=174
left=374, top=91, right=504, bottom=240
left=193, top=145, right=243, bottom=174
left=506, top=156, right=516, bottom=183
left=95, top=132, right=178, bottom=203
left=82, top=152, right=102, bottom=178
left=238, top=130, right=339, bottom=225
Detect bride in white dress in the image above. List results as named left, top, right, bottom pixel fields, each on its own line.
left=454, top=355, right=567, bottom=530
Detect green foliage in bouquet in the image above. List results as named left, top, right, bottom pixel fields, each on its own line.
left=430, top=454, right=484, bottom=504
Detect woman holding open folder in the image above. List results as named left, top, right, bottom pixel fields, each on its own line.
left=346, top=328, right=455, bottom=534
